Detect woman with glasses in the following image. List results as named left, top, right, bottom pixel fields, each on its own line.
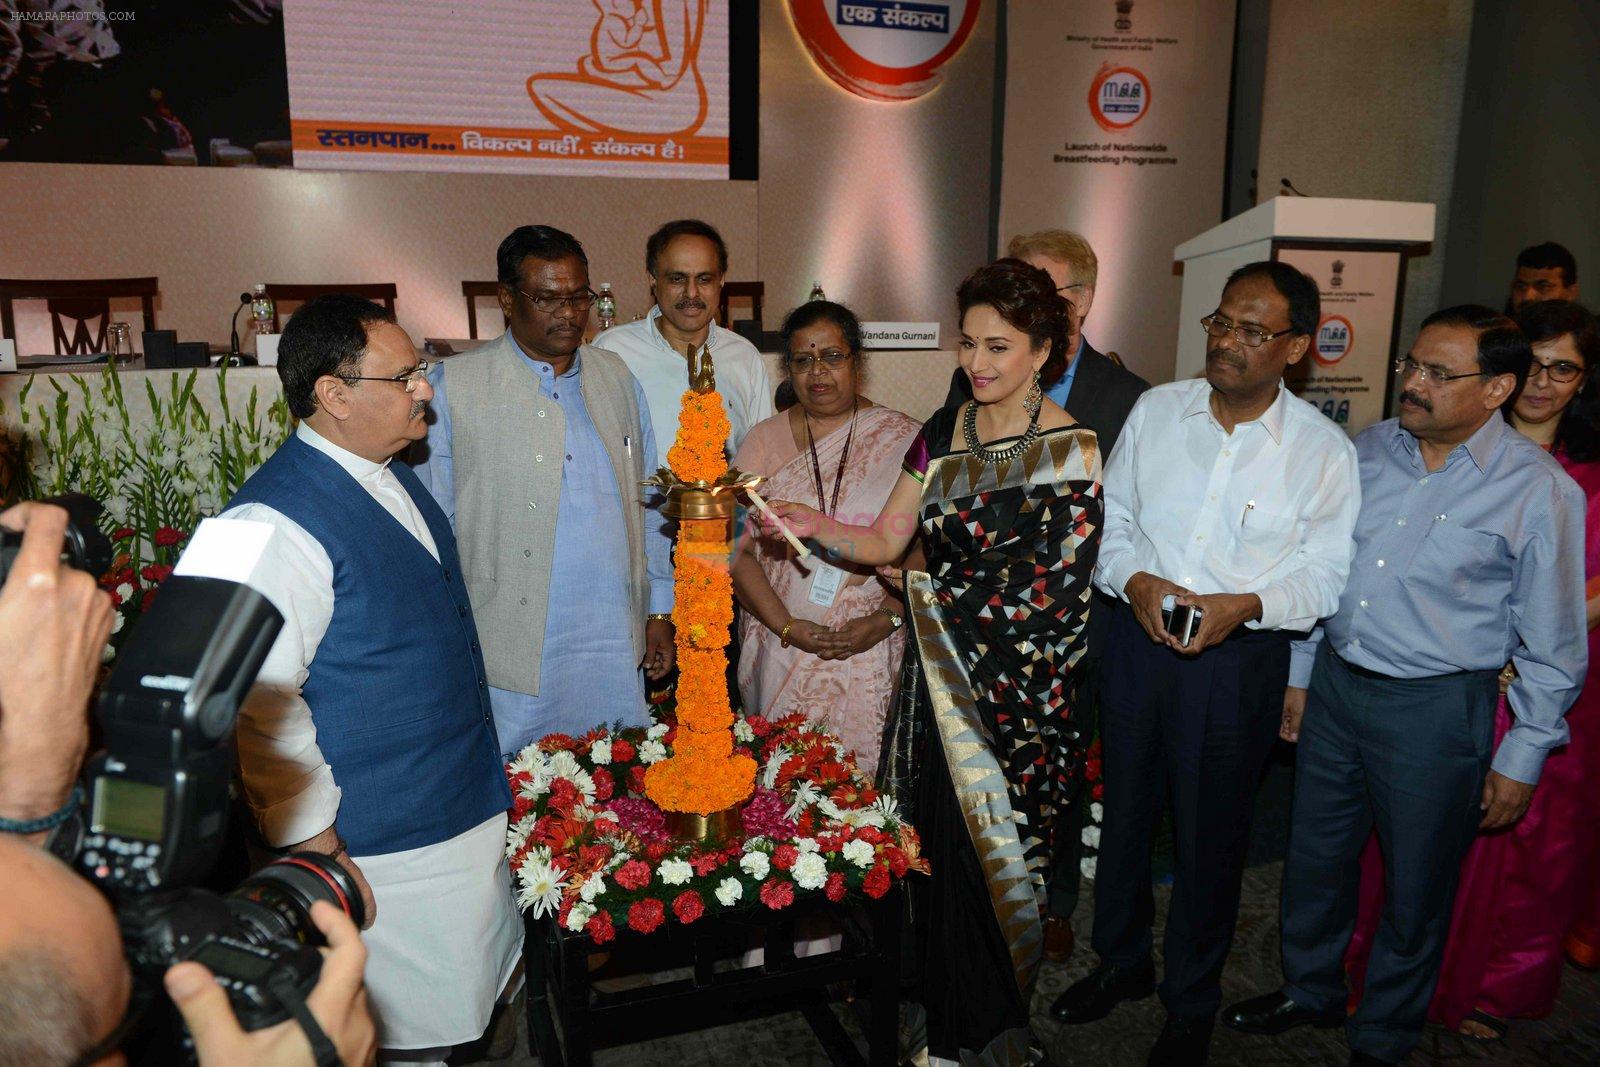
left=1345, top=299, right=1600, bottom=1043
left=731, top=301, right=919, bottom=770
left=759, top=260, right=1101, bottom=1063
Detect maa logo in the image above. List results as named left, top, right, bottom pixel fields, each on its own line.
left=1314, top=315, right=1354, bottom=366
left=788, top=0, right=981, bottom=101
left=1088, top=64, right=1150, bottom=131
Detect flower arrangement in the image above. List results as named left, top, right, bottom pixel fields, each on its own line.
left=0, top=365, right=290, bottom=649
left=1080, top=737, right=1104, bottom=880
left=505, top=709, right=927, bottom=940
left=643, top=369, right=756, bottom=816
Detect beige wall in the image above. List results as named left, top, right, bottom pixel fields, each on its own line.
left=0, top=0, right=997, bottom=374
left=1256, top=0, right=1474, bottom=351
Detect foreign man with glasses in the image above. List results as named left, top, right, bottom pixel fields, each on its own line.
left=411, top=224, right=676, bottom=760
left=1225, top=305, right=1587, bottom=1066
left=595, top=217, right=774, bottom=466
left=1052, top=262, right=1360, bottom=1066
left=224, top=295, right=522, bottom=1057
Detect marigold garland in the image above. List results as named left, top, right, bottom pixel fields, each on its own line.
left=664, top=390, right=731, bottom=485
left=645, top=389, right=756, bottom=815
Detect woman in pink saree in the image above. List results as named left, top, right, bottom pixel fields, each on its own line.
left=1345, top=300, right=1600, bottom=1040
left=732, top=301, right=920, bottom=770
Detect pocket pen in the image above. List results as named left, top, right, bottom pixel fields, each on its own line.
left=1240, top=500, right=1256, bottom=527
left=624, top=434, right=632, bottom=458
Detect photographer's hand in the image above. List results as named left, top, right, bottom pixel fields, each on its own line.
left=0, top=503, right=115, bottom=841
left=165, top=901, right=377, bottom=1067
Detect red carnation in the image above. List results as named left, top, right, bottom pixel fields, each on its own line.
left=628, top=897, right=666, bottom=934
left=141, top=587, right=159, bottom=611
left=140, top=563, right=173, bottom=585
left=644, top=841, right=671, bottom=862
left=862, top=865, right=892, bottom=899
left=586, top=909, right=616, bottom=944
left=690, top=852, right=721, bottom=877
left=1091, top=782, right=1105, bottom=801
left=548, top=778, right=580, bottom=813
left=610, top=738, right=636, bottom=762
left=153, top=526, right=186, bottom=548
left=759, top=877, right=794, bottom=910
left=854, top=826, right=888, bottom=846
left=671, top=890, right=705, bottom=925
left=747, top=716, right=773, bottom=738
left=591, top=766, right=615, bottom=803
left=884, top=846, right=909, bottom=879
left=771, top=844, right=799, bottom=871
left=628, top=765, right=649, bottom=793
left=614, top=859, right=651, bottom=890
left=111, top=526, right=136, bottom=542
left=824, top=871, right=848, bottom=903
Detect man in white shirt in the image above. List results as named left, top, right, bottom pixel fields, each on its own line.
left=224, top=295, right=520, bottom=1065
left=594, top=217, right=774, bottom=465
left=1051, top=262, right=1360, bottom=1065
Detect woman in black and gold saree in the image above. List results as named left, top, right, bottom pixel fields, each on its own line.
left=762, top=260, right=1102, bottom=1063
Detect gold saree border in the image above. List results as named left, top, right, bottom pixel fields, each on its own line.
left=910, top=428, right=1099, bottom=1001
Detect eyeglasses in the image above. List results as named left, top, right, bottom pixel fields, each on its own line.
left=786, top=352, right=852, bottom=373
left=342, top=358, right=432, bottom=393
left=1393, top=357, right=1486, bottom=384
left=513, top=286, right=598, bottom=313
left=1528, top=358, right=1586, bottom=384
left=1200, top=314, right=1295, bottom=348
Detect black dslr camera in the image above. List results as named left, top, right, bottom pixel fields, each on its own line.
left=14, top=497, right=365, bottom=1048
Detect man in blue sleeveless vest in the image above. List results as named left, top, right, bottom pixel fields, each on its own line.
left=225, top=295, right=520, bottom=1063
left=410, top=225, right=675, bottom=757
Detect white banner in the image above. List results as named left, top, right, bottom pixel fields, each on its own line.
left=998, top=1, right=1236, bottom=383
left=1275, top=247, right=1402, bottom=435
left=284, top=0, right=729, bottom=179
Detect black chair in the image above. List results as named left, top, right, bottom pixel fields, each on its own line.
left=264, top=282, right=398, bottom=332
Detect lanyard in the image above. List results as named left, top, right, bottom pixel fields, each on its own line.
left=805, top=400, right=857, bottom=517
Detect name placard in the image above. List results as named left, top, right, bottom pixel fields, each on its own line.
left=861, top=322, right=941, bottom=350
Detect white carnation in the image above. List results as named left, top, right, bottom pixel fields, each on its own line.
left=112, top=613, right=126, bottom=635
left=1080, top=856, right=1097, bottom=880
left=658, top=858, right=693, bottom=886
left=715, top=877, right=744, bottom=906
left=579, top=871, right=607, bottom=902
left=740, top=851, right=771, bottom=879
left=565, top=901, right=596, bottom=932
left=115, top=582, right=134, bottom=601
left=638, top=739, right=668, bottom=764
left=1090, top=802, right=1103, bottom=822
left=842, top=839, right=875, bottom=869
left=795, top=837, right=820, bottom=854
left=792, top=852, right=828, bottom=891
left=733, top=718, right=755, bottom=743
left=589, top=738, right=612, bottom=765
left=1081, top=825, right=1101, bottom=849
left=647, top=722, right=670, bottom=740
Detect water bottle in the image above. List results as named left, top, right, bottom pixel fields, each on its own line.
left=596, top=282, right=616, bottom=331
left=250, top=283, right=275, bottom=336
left=808, top=280, right=826, bottom=302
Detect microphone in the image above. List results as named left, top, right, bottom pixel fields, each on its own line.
left=1279, top=177, right=1310, bottom=197
left=230, top=291, right=251, bottom=360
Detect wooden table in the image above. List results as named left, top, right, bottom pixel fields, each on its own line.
left=524, top=887, right=902, bottom=1066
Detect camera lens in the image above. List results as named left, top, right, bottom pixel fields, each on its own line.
left=226, top=852, right=366, bottom=947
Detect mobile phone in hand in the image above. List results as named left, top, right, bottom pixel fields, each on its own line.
left=1160, top=594, right=1205, bottom=647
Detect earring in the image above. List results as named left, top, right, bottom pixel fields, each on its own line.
left=1024, top=369, right=1043, bottom=417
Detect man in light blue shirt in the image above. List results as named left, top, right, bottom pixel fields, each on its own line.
left=1225, top=306, right=1587, bottom=1066
left=411, top=225, right=675, bottom=756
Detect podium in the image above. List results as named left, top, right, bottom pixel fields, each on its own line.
left=1173, top=198, right=1435, bottom=434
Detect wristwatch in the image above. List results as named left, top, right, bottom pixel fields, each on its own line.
left=879, top=606, right=903, bottom=630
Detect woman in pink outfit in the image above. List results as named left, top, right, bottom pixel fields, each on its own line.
left=732, top=301, right=920, bottom=770
left=1344, top=299, right=1600, bottom=1040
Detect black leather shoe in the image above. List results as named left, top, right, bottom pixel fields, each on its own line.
left=1222, top=990, right=1344, bottom=1035
left=1049, top=959, right=1156, bottom=1024
left=1349, top=1053, right=1395, bottom=1066
left=1147, top=1014, right=1214, bottom=1066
